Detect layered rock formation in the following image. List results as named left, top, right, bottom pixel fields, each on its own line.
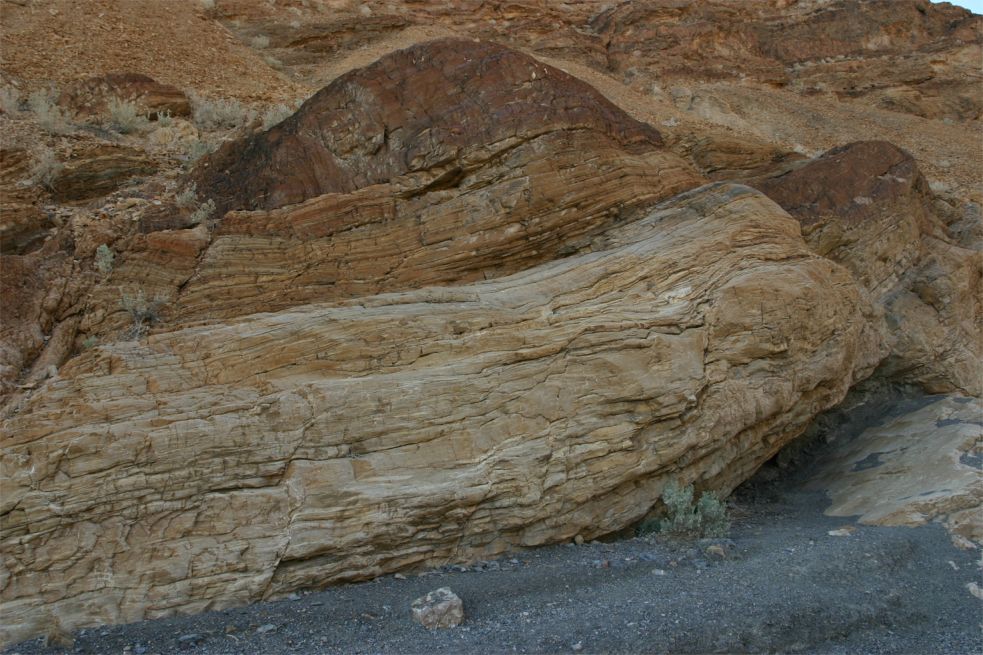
left=0, top=1, right=980, bottom=647
left=751, top=141, right=981, bottom=395
left=806, top=394, right=982, bottom=547
left=0, top=182, right=885, bottom=644
left=56, top=73, right=192, bottom=121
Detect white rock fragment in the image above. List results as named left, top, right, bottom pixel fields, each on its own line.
left=411, top=587, right=464, bottom=629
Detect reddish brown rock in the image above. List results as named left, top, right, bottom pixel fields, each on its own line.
left=50, top=145, right=158, bottom=203
left=751, top=141, right=981, bottom=395
left=56, top=73, right=191, bottom=121
left=0, top=148, right=50, bottom=255
left=193, top=38, right=668, bottom=214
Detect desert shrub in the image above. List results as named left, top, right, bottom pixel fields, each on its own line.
left=189, top=198, right=216, bottom=225
left=31, top=147, right=63, bottom=190
left=261, top=103, right=291, bottom=129
left=175, top=182, right=197, bottom=209
left=191, top=94, right=256, bottom=131
left=184, top=139, right=215, bottom=165
left=154, top=109, right=173, bottom=127
left=107, top=97, right=148, bottom=134
left=639, top=482, right=730, bottom=539
left=27, top=89, right=70, bottom=134
left=81, top=335, right=98, bottom=350
left=660, top=482, right=729, bottom=538
left=95, top=244, right=115, bottom=274
left=0, top=86, right=21, bottom=114
left=250, top=34, right=270, bottom=49
left=119, top=289, right=167, bottom=338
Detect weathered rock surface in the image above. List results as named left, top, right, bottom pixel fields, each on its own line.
left=807, top=395, right=982, bottom=547
left=0, top=148, right=49, bottom=255
left=75, top=38, right=702, bottom=331
left=751, top=141, right=982, bottom=395
left=411, top=587, right=465, bottom=629
left=0, top=8, right=979, bottom=649
left=0, top=183, right=885, bottom=645
left=55, top=73, right=192, bottom=121
left=193, top=38, right=675, bottom=215
left=50, top=144, right=158, bottom=203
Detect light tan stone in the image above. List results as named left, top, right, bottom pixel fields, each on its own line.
left=0, top=183, right=885, bottom=644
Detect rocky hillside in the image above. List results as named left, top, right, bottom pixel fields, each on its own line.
left=0, top=0, right=979, bottom=647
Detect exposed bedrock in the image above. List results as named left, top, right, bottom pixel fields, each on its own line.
left=751, top=140, right=982, bottom=395
left=0, top=183, right=885, bottom=644
left=192, top=38, right=677, bottom=215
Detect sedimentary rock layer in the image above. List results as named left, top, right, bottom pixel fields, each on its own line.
left=0, top=183, right=884, bottom=644
left=752, top=141, right=982, bottom=395
left=193, top=38, right=673, bottom=214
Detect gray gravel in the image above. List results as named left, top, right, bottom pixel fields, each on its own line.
left=8, top=387, right=982, bottom=655
left=7, top=488, right=981, bottom=655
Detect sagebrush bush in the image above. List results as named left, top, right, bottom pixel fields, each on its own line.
left=107, top=97, right=148, bottom=134
left=154, top=109, right=173, bottom=127
left=95, top=244, right=115, bottom=274
left=261, top=103, right=291, bottom=130
left=0, top=86, right=21, bottom=114
left=638, top=481, right=730, bottom=539
left=189, top=198, right=216, bottom=225
left=31, top=147, right=63, bottom=190
left=119, top=289, right=167, bottom=338
left=250, top=34, right=270, bottom=49
left=27, top=89, right=70, bottom=134
left=184, top=139, right=215, bottom=165
left=191, top=94, right=256, bottom=131
left=175, top=182, right=197, bottom=209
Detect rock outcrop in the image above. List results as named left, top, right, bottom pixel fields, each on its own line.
left=0, top=183, right=884, bottom=645
left=56, top=73, right=192, bottom=121
left=751, top=141, right=982, bottom=395
left=82, top=39, right=700, bottom=331
left=193, top=38, right=675, bottom=214
left=0, top=7, right=980, bottom=648
left=806, top=394, right=982, bottom=548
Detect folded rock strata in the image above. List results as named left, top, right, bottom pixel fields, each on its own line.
left=80, top=39, right=700, bottom=333
left=0, top=183, right=885, bottom=644
left=752, top=140, right=982, bottom=395
left=192, top=38, right=677, bottom=214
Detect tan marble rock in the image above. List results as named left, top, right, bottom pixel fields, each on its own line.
left=0, top=183, right=884, bottom=645
left=807, top=395, right=983, bottom=548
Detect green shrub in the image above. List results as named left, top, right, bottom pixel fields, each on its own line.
left=189, top=198, right=216, bottom=225
left=95, top=244, right=114, bottom=274
left=119, top=289, right=167, bottom=338
left=639, top=481, right=730, bottom=539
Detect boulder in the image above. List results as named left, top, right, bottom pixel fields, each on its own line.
left=56, top=73, right=191, bottom=121
left=751, top=141, right=982, bottom=395
left=411, top=588, right=465, bottom=629
left=192, top=38, right=673, bottom=215
left=0, top=183, right=885, bottom=645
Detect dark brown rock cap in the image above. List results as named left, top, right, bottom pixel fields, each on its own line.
left=750, top=140, right=924, bottom=228
left=192, top=37, right=664, bottom=215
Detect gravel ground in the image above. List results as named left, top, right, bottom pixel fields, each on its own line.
left=8, top=388, right=982, bottom=655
